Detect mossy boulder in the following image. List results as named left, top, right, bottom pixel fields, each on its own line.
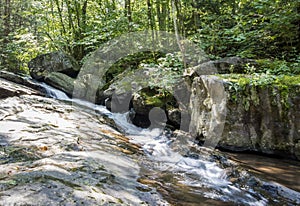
left=188, top=74, right=300, bottom=159
left=44, top=72, right=74, bottom=97
left=130, top=87, right=178, bottom=128
left=28, top=52, right=80, bottom=80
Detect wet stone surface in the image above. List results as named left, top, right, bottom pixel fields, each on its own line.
left=1, top=80, right=300, bottom=206
left=0, top=94, right=167, bottom=205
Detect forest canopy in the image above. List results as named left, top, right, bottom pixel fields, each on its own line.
left=0, top=0, right=299, bottom=73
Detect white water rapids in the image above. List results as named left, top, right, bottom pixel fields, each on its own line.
left=40, top=83, right=300, bottom=206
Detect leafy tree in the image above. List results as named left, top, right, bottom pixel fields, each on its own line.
left=0, top=0, right=298, bottom=73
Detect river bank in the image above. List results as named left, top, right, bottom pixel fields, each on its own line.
left=1, top=77, right=300, bottom=205
left=226, top=151, right=300, bottom=192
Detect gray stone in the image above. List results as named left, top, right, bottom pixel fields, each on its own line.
left=28, top=52, right=80, bottom=80
left=167, top=108, right=181, bottom=127
left=44, top=72, right=74, bottom=97
left=188, top=75, right=300, bottom=159
left=0, top=70, right=46, bottom=92
left=0, top=78, right=41, bottom=99
left=185, top=57, right=257, bottom=77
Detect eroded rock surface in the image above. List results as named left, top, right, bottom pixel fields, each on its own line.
left=0, top=92, right=166, bottom=205
left=0, top=78, right=41, bottom=99
left=188, top=75, right=300, bottom=160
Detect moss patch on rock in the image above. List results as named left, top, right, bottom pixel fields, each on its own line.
left=220, top=74, right=300, bottom=110
left=139, top=87, right=177, bottom=109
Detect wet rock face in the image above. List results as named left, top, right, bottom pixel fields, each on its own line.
left=44, top=72, right=74, bottom=97
left=0, top=71, right=47, bottom=92
left=0, top=81, right=167, bottom=205
left=0, top=78, right=41, bottom=99
left=28, top=52, right=80, bottom=80
left=189, top=75, right=300, bottom=159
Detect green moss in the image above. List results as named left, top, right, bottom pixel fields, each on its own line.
left=275, top=75, right=300, bottom=86
left=141, top=91, right=165, bottom=108
left=145, top=96, right=164, bottom=107
left=140, top=87, right=177, bottom=109
left=273, top=75, right=300, bottom=108
left=237, top=77, right=250, bottom=89
left=220, top=74, right=300, bottom=110
left=221, top=74, right=300, bottom=88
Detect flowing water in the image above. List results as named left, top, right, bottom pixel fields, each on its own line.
left=40, top=84, right=300, bottom=205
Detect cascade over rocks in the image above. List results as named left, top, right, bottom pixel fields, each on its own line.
left=0, top=79, right=169, bottom=205
left=44, top=72, right=74, bottom=97
left=1, top=69, right=300, bottom=205
left=25, top=52, right=300, bottom=160
left=94, top=67, right=181, bottom=129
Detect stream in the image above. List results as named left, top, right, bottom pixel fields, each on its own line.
left=1, top=81, right=300, bottom=205
left=44, top=83, right=300, bottom=205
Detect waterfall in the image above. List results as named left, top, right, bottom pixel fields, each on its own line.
left=37, top=82, right=298, bottom=206
left=38, top=82, right=229, bottom=181
left=40, top=83, right=70, bottom=100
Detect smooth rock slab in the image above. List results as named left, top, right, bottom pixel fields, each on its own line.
left=0, top=94, right=167, bottom=205
left=0, top=78, right=41, bottom=99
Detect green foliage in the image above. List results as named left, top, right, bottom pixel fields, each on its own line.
left=142, top=64, right=182, bottom=92
left=140, top=52, right=185, bottom=93
left=225, top=74, right=294, bottom=109
left=104, top=51, right=162, bottom=83
left=190, top=0, right=299, bottom=60
left=157, top=53, right=184, bottom=71
left=275, top=75, right=300, bottom=87
left=256, top=59, right=300, bottom=75
left=0, top=0, right=299, bottom=75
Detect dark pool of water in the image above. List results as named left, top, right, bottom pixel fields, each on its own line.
left=226, top=152, right=300, bottom=192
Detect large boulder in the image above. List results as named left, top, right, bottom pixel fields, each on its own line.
left=28, top=52, right=80, bottom=80
left=188, top=75, right=300, bottom=159
left=185, top=57, right=257, bottom=76
left=44, top=72, right=74, bottom=97
left=130, top=87, right=178, bottom=128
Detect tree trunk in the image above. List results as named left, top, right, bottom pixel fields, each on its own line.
left=147, top=0, right=155, bottom=42
left=156, top=0, right=169, bottom=31
left=125, top=0, right=132, bottom=31
left=3, top=0, right=11, bottom=43
left=172, top=0, right=186, bottom=68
